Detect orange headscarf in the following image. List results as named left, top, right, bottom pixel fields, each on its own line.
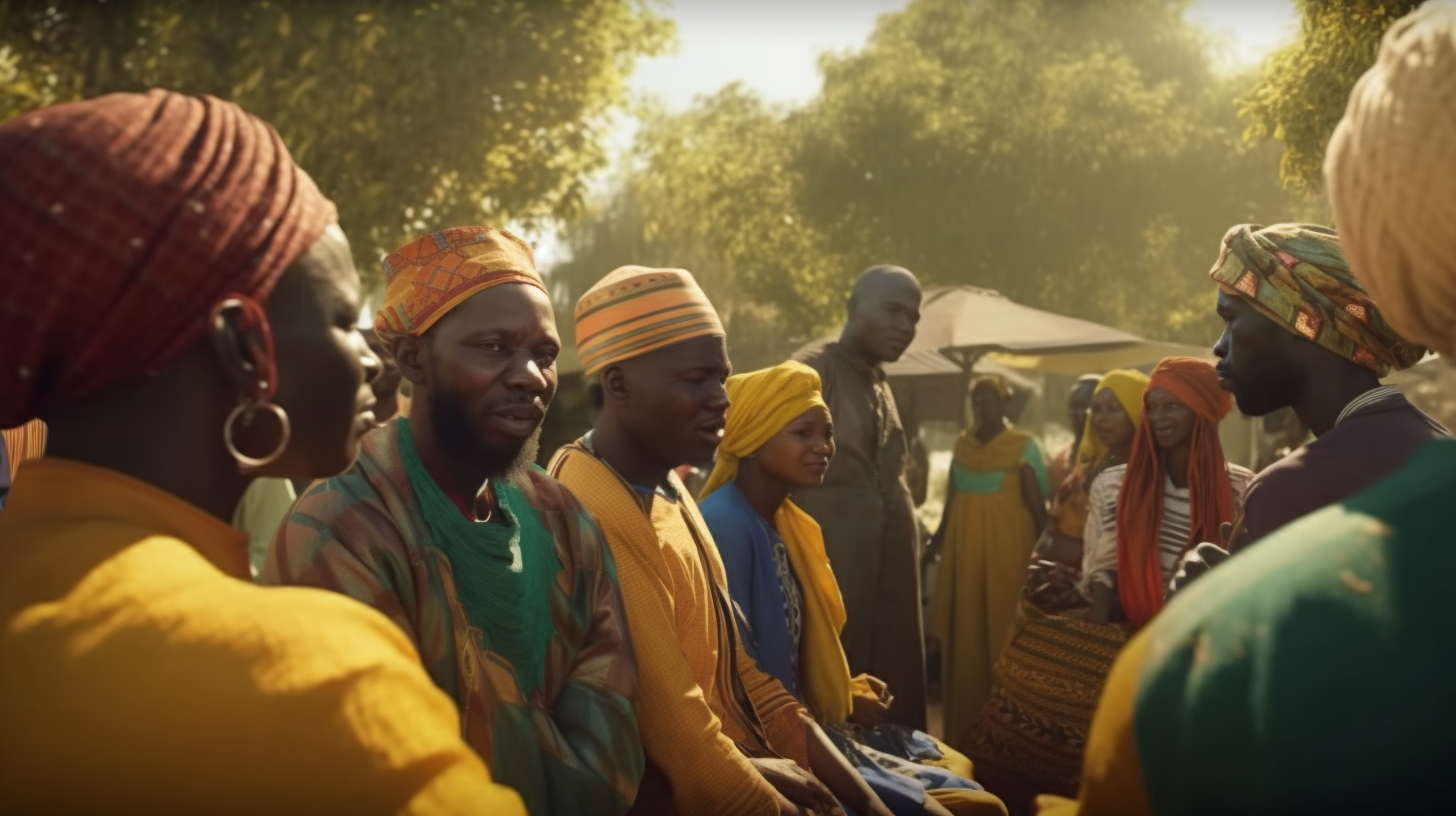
left=1115, top=358, right=1235, bottom=628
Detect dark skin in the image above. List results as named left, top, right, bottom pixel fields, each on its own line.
left=1067, top=379, right=1099, bottom=452
left=735, top=407, right=896, bottom=728
left=1088, top=386, right=1194, bottom=623
left=391, top=282, right=559, bottom=517
left=1214, top=290, right=1381, bottom=437
left=44, top=225, right=382, bottom=522
left=592, top=335, right=732, bottom=490
left=1037, top=384, right=1133, bottom=565
left=591, top=337, right=901, bottom=816
left=927, top=383, right=1048, bottom=562
left=839, top=266, right=923, bottom=368
left=365, top=331, right=405, bottom=424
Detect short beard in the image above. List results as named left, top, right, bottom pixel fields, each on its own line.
left=428, top=379, right=541, bottom=485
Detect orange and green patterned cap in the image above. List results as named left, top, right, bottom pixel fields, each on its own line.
left=375, top=225, right=545, bottom=337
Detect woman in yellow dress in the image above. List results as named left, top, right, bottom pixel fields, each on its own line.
left=928, top=375, right=1049, bottom=750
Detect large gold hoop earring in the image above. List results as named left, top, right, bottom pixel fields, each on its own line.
left=224, top=400, right=291, bottom=473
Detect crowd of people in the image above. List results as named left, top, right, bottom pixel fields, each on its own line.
left=0, top=2, right=1452, bottom=814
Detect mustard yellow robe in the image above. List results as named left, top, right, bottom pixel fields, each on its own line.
left=930, top=426, right=1047, bottom=750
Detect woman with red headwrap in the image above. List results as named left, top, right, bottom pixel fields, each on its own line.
left=0, top=91, right=523, bottom=813
left=1082, top=359, right=1253, bottom=627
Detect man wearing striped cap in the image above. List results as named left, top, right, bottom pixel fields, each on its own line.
left=551, top=266, right=898, bottom=816
left=266, top=227, right=644, bottom=816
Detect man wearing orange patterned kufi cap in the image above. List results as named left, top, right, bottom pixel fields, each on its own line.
left=267, top=227, right=646, bottom=816
left=375, top=225, right=545, bottom=338
left=574, top=265, right=726, bottom=377
left=552, top=267, right=905, bottom=816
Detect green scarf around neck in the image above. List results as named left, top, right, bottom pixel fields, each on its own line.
left=397, top=420, right=559, bottom=699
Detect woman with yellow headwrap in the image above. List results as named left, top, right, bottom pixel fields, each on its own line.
left=1031, top=373, right=1148, bottom=609
left=700, top=362, right=1007, bottom=816
left=926, top=375, right=1049, bottom=754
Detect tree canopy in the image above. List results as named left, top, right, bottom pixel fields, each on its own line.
left=558, top=0, right=1302, bottom=366
left=1240, top=0, right=1422, bottom=194
left=0, top=0, right=672, bottom=287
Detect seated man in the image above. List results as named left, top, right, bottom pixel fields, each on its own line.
left=551, top=266, right=902, bottom=816
left=266, top=227, right=642, bottom=816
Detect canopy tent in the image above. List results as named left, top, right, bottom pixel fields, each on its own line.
left=887, top=285, right=1211, bottom=425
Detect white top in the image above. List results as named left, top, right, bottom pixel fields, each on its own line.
left=1082, top=462, right=1255, bottom=598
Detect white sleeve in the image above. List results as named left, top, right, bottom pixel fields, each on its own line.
left=1081, top=472, right=1120, bottom=594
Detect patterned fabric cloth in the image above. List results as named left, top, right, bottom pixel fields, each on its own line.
left=1116, top=359, right=1237, bottom=629
left=1325, top=1, right=1456, bottom=358
left=264, top=421, right=643, bottom=816
left=963, top=599, right=1128, bottom=816
left=0, top=458, right=524, bottom=814
left=375, top=226, right=544, bottom=338
left=550, top=441, right=810, bottom=816
left=767, top=529, right=805, bottom=678
left=574, top=266, right=725, bottom=377
left=0, top=90, right=334, bottom=428
left=1208, top=223, right=1425, bottom=376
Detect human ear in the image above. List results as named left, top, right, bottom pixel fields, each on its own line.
left=207, top=299, right=268, bottom=399
left=392, top=334, right=429, bottom=386
left=601, top=365, right=629, bottom=402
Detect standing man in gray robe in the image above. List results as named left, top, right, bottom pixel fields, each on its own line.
left=793, top=265, right=927, bottom=730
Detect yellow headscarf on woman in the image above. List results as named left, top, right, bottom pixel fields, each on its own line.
left=1074, top=369, right=1150, bottom=470
left=699, top=361, right=855, bottom=722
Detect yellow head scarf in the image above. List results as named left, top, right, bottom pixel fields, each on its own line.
left=699, top=361, right=855, bottom=722
left=1074, top=369, right=1150, bottom=470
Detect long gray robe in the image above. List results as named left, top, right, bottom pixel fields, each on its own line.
left=792, top=341, right=927, bottom=730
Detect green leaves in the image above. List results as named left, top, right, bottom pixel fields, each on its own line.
left=0, top=0, right=673, bottom=291
left=561, top=0, right=1299, bottom=364
left=1239, top=0, right=1419, bottom=194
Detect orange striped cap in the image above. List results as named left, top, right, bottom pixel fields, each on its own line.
left=375, top=225, right=545, bottom=337
left=575, top=266, right=725, bottom=377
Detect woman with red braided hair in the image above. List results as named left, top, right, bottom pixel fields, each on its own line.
left=1081, top=358, right=1252, bottom=627
left=0, top=90, right=524, bottom=814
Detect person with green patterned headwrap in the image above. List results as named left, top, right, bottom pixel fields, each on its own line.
left=1203, top=222, right=1446, bottom=557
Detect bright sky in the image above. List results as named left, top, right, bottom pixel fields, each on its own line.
left=530, top=0, right=1300, bottom=269
left=631, top=0, right=1300, bottom=112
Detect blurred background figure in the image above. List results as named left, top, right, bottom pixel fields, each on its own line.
left=927, top=374, right=1048, bottom=750
left=795, top=265, right=930, bottom=732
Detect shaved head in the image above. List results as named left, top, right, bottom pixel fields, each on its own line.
left=842, top=265, right=922, bottom=365
left=851, top=265, right=921, bottom=302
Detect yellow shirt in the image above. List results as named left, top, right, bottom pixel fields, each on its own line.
left=551, top=443, right=809, bottom=816
left=0, top=458, right=525, bottom=815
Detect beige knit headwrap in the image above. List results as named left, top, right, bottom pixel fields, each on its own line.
left=1325, top=0, right=1456, bottom=357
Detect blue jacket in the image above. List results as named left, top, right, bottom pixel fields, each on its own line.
left=699, top=483, right=801, bottom=699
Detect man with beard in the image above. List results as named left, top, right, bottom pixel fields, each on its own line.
left=265, top=227, right=644, bottom=816
left=792, top=265, right=927, bottom=731
left=551, top=266, right=903, bottom=816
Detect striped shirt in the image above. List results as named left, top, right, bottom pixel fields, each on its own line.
left=1083, top=463, right=1255, bottom=596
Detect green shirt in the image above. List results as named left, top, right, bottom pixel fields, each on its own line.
left=1132, top=437, right=1456, bottom=814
